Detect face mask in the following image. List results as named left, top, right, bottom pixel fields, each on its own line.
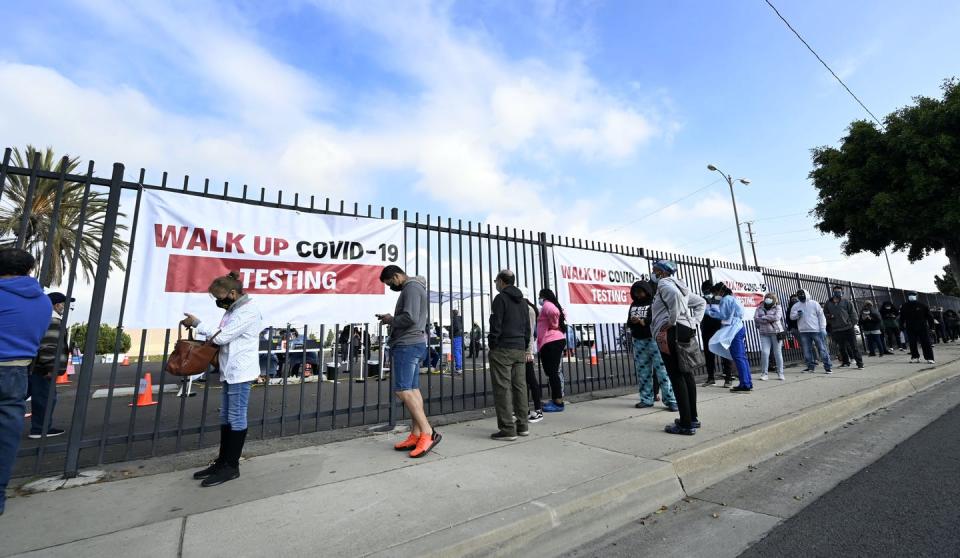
left=215, top=295, right=234, bottom=310
left=908, top=295, right=917, bottom=302
left=714, top=294, right=723, bottom=301
left=650, top=274, right=659, bottom=284
left=798, top=294, right=807, bottom=302
left=537, top=298, right=545, bottom=307
left=389, top=283, right=403, bottom=292
left=764, top=298, right=774, bottom=305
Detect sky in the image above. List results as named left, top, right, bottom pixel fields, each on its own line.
left=2, top=0, right=959, bottom=322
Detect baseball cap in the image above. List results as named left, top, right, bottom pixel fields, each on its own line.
left=48, top=292, right=75, bottom=305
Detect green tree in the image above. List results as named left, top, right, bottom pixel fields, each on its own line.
left=935, top=265, right=960, bottom=296
left=0, top=145, right=129, bottom=287
left=70, top=323, right=132, bottom=355
left=324, top=329, right=334, bottom=348
left=809, top=78, right=960, bottom=290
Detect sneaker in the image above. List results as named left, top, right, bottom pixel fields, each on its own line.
left=490, top=431, right=518, bottom=441
left=730, top=385, right=752, bottom=392
left=925, top=360, right=936, bottom=364
left=701, top=379, right=717, bottom=387
left=675, top=418, right=702, bottom=429
left=664, top=424, right=696, bottom=435
left=759, top=373, right=769, bottom=381
left=542, top=401, right=565, bottom=413
left=722, top=380, right=734, bottom=389
left=528, top=409, right=544, bottom=423
left=802, top=367, right=815, bottom=373
left=777, top=373, right=785, bottom=381
left=635, top=402, right=654, bottom=409
left=394, top=432, right=419, bottom=451
left=664, top=404, right=679, bottom=412
left=28, top=428, right=64, bottom=439
left=856, top=364, right=864, bottom=369
left=910, top=358, right=920, bottom=363
left=824, top=369, right=833, bottom=374
left=409, top=431, right=442, bottom=458
left=200, top=464, right=239, bottom=487
left=516, top=427, right=530, bottom=437
left=839, top=363, right=851, bottom=368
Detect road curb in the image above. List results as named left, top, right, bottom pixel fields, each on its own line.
left=387, top=358, right=960, bottom=557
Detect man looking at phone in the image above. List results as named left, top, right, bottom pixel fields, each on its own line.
left=377, top=265, right=441, bottom=458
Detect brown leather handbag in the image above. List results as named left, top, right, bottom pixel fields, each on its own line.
left=166, top=326, right=221, bottom=377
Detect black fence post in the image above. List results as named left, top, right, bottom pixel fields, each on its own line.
left=538, top=232, right=551, bottom=290
left=63, top=162, right=125, bottom=478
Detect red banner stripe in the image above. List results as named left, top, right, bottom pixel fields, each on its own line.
left=567, top=282, right=632, bottom=305
left=164, top=255, right=385, bottom=295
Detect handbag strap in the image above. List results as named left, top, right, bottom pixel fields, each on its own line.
left=204, top=330, right=222, bottom=345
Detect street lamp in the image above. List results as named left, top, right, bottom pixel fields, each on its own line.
left=707, top=164, right=750, bottom=267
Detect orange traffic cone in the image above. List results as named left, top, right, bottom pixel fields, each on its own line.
left=590, top=344, right=598, bottom=366
left=129, top=373, right=159, bottom=407
left=56, top=371, right=70, bottom=385
left=121, top=354, right=130, bottom=366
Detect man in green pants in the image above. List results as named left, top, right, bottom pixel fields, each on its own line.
left=488, top=269, right=531, bottom=441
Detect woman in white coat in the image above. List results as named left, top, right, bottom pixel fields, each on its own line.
left=754, top=293, right=785, bottom=381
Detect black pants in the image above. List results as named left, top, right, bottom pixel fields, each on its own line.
left=907, top=329, right=935, bottom=361
left=884, top=326, right=904, bottom=350
left=538, top=339, right=566, bottom=402
left=701, top=323, right=732, bottom=382
left=525, top=360, right=541, bottom=411
left=661, top=328, right=697, bottom=429
left=831, top=329, right=862, bottom=366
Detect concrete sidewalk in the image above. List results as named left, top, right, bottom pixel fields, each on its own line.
left=2, top=345, right=959, bottom=558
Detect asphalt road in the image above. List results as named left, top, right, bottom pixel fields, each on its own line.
left=740, top=393, right=960, bottom=557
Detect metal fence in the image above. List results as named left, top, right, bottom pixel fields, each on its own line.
left=3, top=147, right=959, bottom=479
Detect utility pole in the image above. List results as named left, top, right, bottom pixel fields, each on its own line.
left=745, top=221, right=759, bottom=268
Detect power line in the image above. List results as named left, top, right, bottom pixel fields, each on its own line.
left=762, top=0, right=882, bottom=126
left=596, top=178, right=724, bottom=235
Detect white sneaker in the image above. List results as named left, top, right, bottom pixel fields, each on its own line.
left=528, top=409, right=544, bottom=423
left=925, top=360, right=936, bottom=364
left=759, top=373, right=768, bottom=381
left=910, top=358, right=920, bottom=363
left=777, top=374, right=785, bottom=381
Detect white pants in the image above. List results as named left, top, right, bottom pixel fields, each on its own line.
left=760, top=334, right=784, bottom=375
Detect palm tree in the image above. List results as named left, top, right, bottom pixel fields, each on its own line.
left=0, top=145, right=129, bottom=287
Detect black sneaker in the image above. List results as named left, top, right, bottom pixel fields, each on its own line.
left=635, top=402, right=654, bottom=409
left=839, top=363, right=851, bottom=368
left=528, top=409, right=544, bottom=423
left=28, top=428, right=64, bottom=439
left=193, top=460, right=224, bottom=480
left=201, top=464, right=239, bottom=487
left=730, top=385, right=753, bottom=392
left=664, top=424, right=696, bottom=435
left=491, top=431, right=518, bottom=441
left=675, top=418, right=702, bottom=429
left=516, top=427, right=530, bottom=437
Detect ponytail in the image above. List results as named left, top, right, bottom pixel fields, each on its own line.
left=538, top=288, right=567, bottom=331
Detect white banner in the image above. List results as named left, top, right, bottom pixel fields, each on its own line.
left=711, top=267, right=767, bottom=320
left=552, top=246, right=648, bottom=323
left=125, top=190, right=404, bottom=328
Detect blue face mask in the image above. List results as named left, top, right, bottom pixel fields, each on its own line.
left=650, top=274, right=659, bottom=284
left=537, top=298, right=545, bottom=307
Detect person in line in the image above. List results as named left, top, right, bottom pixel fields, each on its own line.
left=468, top=322, right=482, bottom=358
left=183, top=271, right=262, bottom=487
left=627, top=280, right=677, bottom=409
left=488, top=270, right=531, bottom=440
left=378, top=265, right=441, bottom=457
left=879, top=300, right=906, bottom=352
left=537, top=288, right=568, bottom=413
left=898, top=292, right=936, bottom=364
left=824, top=286, right=864, bottom=369
left=790, top=289, right=833, bottom=373
left=0, top=249, right=53, bottom=515
left=859, top=301, right=888, bottom=357
left=650, top=260, right=706, bottom=435
left=699, top=280, right=733, bottom=388
left=29, top=292, right=74, bottom=439
left=450, top=309, right=464, bottom=374
left=931, top=306, right=947, bottom=344
left=754, top=292, right=785, bottom=381
left=523, top=294, right=543, bottom=423
left=945, top=308, right=960, bottom=342
left=706, top=283, right=751, bottom=392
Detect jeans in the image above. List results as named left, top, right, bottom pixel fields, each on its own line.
left=799, top=332, right=833, bottom=371
left=490, top=348, right=528, bottom=436
left=865, top=333, right=886, bottom=355
left=27, top=374, right=57, bottom=434
left=831, top=329, right=862, bottom=366
left=219, top=381, right=252, bottom=431
left=906, top=329, right=935, bottom=361
left=633, top=338, right=675, bottom=406
left=759, top=334, right=784, bottom=376
left=660, top=328, right=698, bottom=428
left=0, top=365, right=29, bottom=513
left=729, top=327, right=752, bottom=388
left=538, top=339, right=566, bottom=402
left=452, top=336, right=463, bottom=370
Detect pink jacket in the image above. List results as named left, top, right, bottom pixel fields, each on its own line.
left=537, top=300, right=566, bottom=351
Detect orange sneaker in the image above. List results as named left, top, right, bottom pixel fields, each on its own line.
left=409, top=431, right=442, bottom=458
left=394, top=433, right=419, bottom=451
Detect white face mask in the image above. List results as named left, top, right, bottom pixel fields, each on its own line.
left=908, top=295, right=917, bottom=302
left=537, top=298, right=545, bottom=307
left=764, top=298, right=774, bottom=305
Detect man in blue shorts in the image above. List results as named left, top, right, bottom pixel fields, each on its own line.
left=378, top=265, right=441, bottom=458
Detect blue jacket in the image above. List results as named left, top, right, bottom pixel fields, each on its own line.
left=0, top=276, right=53, bottom=360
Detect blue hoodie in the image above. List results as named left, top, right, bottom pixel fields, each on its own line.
left=0, top=276, right=53, bottom=360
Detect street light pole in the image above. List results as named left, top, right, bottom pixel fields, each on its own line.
left=708, top=164, right=749, bottom=267
left=883, top=248, right=896, bottom=288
